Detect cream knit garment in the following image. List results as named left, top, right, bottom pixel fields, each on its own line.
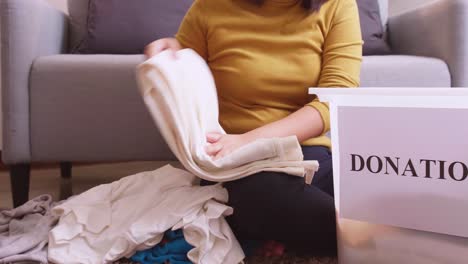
left=48, top=165, right=244, bottom=264
left=136, top=49, right=319, bottom=184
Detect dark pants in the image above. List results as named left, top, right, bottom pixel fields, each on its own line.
left=202, top=146, right=337, bottom=256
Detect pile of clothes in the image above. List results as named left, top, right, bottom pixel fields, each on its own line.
left=0, top=165, right=288, bottom=264
left=1, top=49, right=319, bottom=264
left=1, top=165, right=244, bottom=264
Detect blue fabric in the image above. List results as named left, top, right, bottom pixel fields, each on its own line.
left=240, top=240, right=262, bottom=257
left=130, top=230, right=193, bottom=264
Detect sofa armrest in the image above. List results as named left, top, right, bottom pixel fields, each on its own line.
left=388, top=0, right=468, bottom=87
left=1, top=0, right=68, bottom=164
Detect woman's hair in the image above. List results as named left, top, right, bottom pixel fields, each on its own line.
left=252, top=0, right=328, bottom=11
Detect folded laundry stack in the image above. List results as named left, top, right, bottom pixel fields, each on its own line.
left=136, top=49, right=319, bottom=184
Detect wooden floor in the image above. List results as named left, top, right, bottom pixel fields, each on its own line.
left=0, top=161, right=180, bottom=209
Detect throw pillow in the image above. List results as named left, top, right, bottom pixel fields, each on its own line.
left=75, top=0, right=193, bottom=54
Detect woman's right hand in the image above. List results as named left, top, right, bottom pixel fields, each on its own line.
left=144, top=38, right=182, bottom=59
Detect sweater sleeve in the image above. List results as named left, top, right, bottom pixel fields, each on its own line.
left=175, top=0, right=208, bottom=60
left=307, top=0, right=363, bottom=135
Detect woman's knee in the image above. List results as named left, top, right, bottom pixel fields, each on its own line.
left=312, top=159, right=334, bottom=197
left=223, top=172, right=305, bottom=238
left=224, top=171, right=302, bottom=199
left=302, top=146, right=335, bottom=196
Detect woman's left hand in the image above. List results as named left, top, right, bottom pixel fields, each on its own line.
left=205, top=133, right=254, bottom=160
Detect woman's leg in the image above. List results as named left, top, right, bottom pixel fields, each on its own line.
left=221, top=146, right=336, bottom=256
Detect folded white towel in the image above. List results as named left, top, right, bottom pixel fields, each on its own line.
left=136, top=49, right=319, bottom=184
left=48, top=165, right=245, bottom=264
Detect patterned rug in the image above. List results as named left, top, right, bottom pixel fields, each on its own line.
left=114, top=255, right=338, bottom=264
left=245, top=256, right=338, bottom=264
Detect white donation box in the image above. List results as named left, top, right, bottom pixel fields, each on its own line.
left=309, top=88, right=468, bottom=264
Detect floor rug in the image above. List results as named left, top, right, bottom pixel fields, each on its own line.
left=114, top=255, right=338, bottom=264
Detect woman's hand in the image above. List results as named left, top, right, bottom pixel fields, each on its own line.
left=144, top=38, right=182, bottom=59
left=205, top=133, right=255, bottom=160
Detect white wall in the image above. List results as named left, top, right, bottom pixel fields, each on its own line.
left=46, top=0, right=68, bottom=13
left=390, top=0, right=438, bottom=16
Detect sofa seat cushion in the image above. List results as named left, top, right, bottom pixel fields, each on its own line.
left=361, top=55, right=451, bottom=87
left=30, top=54, right=175, bottom=162
left=29, top=54, right=450, bottom=161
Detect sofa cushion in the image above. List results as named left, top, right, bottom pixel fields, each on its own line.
left=361, top=55, right=451, bottom=87
left=74, top=0, right=193, bottom=54
left=358, top=0, right=391, bottom=55
left=30, top=54, right=175, bottom=161
left=29, top=54, right=450, bottom=162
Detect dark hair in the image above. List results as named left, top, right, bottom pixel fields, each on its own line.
left=252, top=0, right=328, bottom=11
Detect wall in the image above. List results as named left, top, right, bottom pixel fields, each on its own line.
left=390, top=0, right=438, bottom=16
left=46, top=0, right=68, bottom=13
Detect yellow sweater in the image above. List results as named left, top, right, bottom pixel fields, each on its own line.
left=176, top=0, right=363, bottom=148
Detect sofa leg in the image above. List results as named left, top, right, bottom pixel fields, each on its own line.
left=60, top=162, right=72, bottom=179
left=10, top=164, right=31, bottom=208
left=59, top=162, right=73, bottom=200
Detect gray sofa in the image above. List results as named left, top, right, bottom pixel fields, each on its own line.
left=1, top=0, right=467, bottom=207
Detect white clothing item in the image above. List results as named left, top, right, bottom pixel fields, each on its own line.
left=136, top=49, right=319, bottom=184
left=48, top=165, right=244, bottom=264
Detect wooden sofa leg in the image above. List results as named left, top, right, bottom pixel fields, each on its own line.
left=10, top=164, right=31, bottom=208
left=59, top=162, right=73, bottom=200
left=60, top=162, right=72, bottom=179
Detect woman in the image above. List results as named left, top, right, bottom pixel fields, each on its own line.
left=145, top=0, right=362, bottom=256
